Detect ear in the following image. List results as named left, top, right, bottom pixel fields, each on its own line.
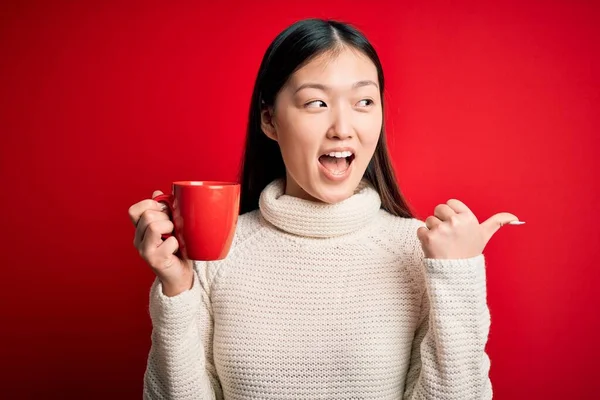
left=260, top=107, right=277, bottom=141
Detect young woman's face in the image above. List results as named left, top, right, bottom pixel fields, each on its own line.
left=262, top=47, right=382, bottom=204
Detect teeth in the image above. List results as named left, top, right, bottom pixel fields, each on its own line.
left=326, top=151, right=353, bottom=158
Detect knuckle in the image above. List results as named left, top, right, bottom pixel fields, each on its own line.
left=424, top=231, right=436, bottom=244
left=146, top=220, right=162, bottom=235
left=138, top=246, right=147, bottom=260
left=143, top=209, right=170, bottom=225
left=137, top=212, right=149, bottom=227
left=143, top=198, right=155, bottom=207
left=147, top=219, right=173, bottom=237
left=438, top=224, right=452, bottom=236
left=140, top=210, right=158, bottom=226
left=163, top=256, right=175, bottom=269
left=128, top=204, right=141, bottom=224
left=129, top=199, right=153, bottom=221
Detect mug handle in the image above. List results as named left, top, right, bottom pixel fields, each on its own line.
left=153, top=193, right=175, bottom=240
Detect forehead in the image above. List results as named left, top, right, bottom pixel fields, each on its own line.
left=289, top=47, right=378, bottom=88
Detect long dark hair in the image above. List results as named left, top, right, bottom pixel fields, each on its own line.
left=238, top=18, right=414, bottom=218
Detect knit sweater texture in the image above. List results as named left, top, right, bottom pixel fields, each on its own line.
left=143, top=179, right=493, bottom=399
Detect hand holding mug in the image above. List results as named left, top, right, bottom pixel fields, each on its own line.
left=128, top=181, right=240, bottom=297
left=129, top=191, right=193, bottom=296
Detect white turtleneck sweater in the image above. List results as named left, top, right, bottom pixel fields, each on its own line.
left=143, top=179, right=493, bottom=400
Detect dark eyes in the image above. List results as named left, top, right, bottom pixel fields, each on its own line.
left=305, top=100, right=327, bottom=108
left=304, top=99, right=374, bottom=108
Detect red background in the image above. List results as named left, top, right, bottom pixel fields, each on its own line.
left=1, top=1, right=599, bottom=398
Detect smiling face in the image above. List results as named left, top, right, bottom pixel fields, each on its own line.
left=261, top=46, right=383, bottom=204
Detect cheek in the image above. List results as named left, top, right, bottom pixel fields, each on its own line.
left=275, top=111, right=322, bottom=151
left=357, top=114, right=382, bottom=149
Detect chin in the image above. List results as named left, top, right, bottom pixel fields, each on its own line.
left=286, top=162, right=366, bottom=204
left=307, top=176, right=362, bottom=204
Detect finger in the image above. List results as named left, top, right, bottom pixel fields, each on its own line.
left=480, top=212, right=521, bottom=244
left=159, top=236, right=180, bottom=259
left=140, top=219, right=175, bottom=254
left=129, top=198, right=167, bottom=226
left=416, top=226, right=429, bottom=243
left=152, top=190, right=164, bottom=199
left=134, top=210, right=170, bottom=248
left=425, top=216, right=442, bottom=230
left=434, top=203, right=456, bottom=221
left=446, top=199, right=472, bottom=214
left=150, top=236, right=181, bottom=271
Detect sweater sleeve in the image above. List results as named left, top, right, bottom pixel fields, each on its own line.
left=403, top=254, right=493, bottom=400
left=143, top=261, right=223, bottom=400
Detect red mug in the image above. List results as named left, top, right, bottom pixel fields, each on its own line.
left=153, top=181, right=240, bottom=261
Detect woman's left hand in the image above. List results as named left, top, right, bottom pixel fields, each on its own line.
left=417, top=199, right=522, bottom=259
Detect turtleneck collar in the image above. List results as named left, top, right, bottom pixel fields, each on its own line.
left=258, top=179, right=382, bottom=238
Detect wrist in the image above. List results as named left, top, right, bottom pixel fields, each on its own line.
left=160, top=270, right=194, bottom=297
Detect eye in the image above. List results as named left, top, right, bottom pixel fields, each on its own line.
left=357, top=99, right=374, bottom=107
left=305, top=100, right=327, bottom=108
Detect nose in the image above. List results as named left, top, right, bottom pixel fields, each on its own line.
left=326, top=104, right=353, bottom=140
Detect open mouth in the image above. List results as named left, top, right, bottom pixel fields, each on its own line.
left=318, top=151, right=355, bottom=175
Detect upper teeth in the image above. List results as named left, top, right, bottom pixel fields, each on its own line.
left=327, top=151, right=353, bottom=158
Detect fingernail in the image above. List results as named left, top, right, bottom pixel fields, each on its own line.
left=508, top=220, right=525, bottom=225
left=157, top=202, right=167, bottom=211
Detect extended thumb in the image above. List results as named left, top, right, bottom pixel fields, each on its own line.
left=480, top=212, right=521, bottom=243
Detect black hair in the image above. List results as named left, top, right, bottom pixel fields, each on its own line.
left=238, top=18, right=414, bottom=218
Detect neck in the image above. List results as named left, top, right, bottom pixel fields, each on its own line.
left=258, top=178, right=382, bottom=238
left=282, top=175, right=320, bottom=202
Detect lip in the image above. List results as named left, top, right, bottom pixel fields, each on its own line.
left=319, top=146, right=356, bottom=156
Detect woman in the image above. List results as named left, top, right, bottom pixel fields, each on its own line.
left=128, top=18, right=521, bottom=399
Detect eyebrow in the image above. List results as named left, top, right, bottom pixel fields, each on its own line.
left=293, top=80, right=379, bottom=94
